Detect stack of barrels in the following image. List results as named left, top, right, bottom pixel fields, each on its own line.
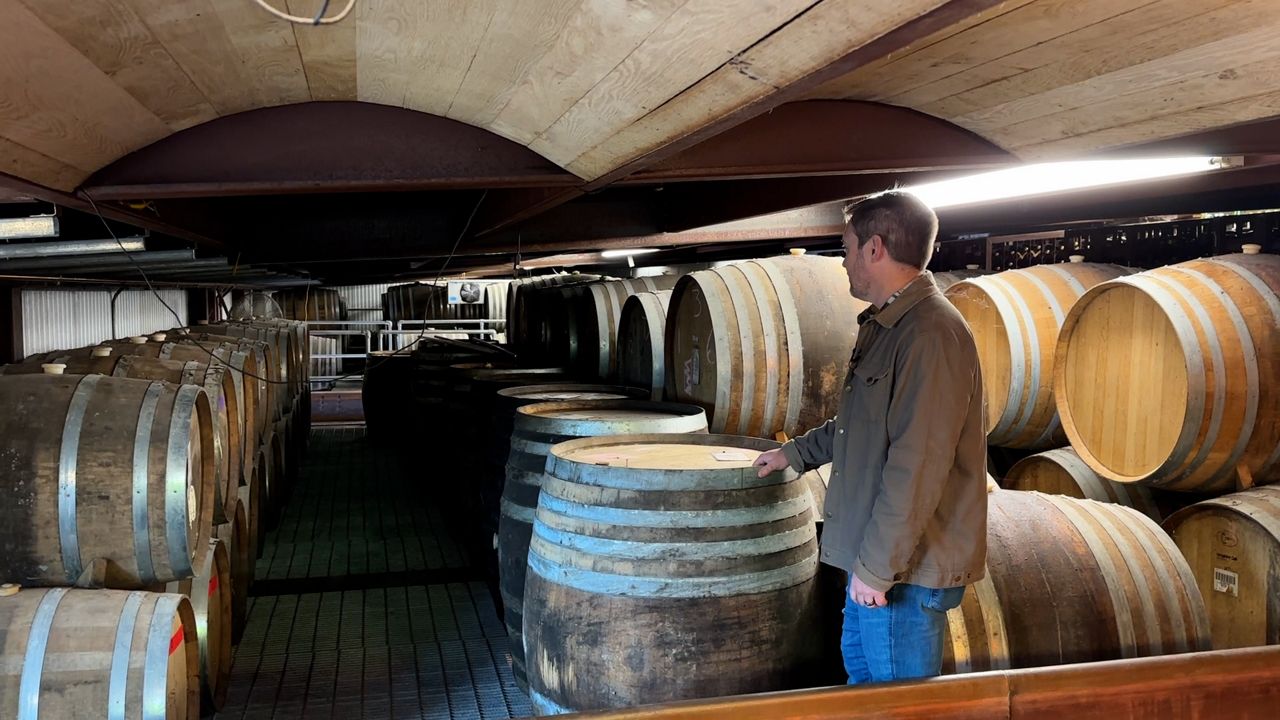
left=274, top=287, right=347, bottom=380
left=0, top=316, right=311, bottom=717
left=948, top=247, right=1280, bottom=656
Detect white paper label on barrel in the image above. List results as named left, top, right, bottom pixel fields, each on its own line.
left=1213, top=568, right=1239, bottom=597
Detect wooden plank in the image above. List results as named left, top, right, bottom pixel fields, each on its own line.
left=211, top=0, right=311, bottom=106
left=488, top=0, right=686, bottom=146
left=444, top=0, right=581, bottom=129
left=932, top=0, right=1271, bottom=121
left=957, top=9, right=1280, bottom=135
left=808, top=0, right=1038, bottom=101
left=286, top=0, right=357, bottom=101
left=354, top=0, right=414, bottom=106
left=1013, top=87, right=1280, bottom=160
left=881, top=0, right=1161, bottom=108
left=0, top=136, right=88, bottom=191
left=978, top=28, right=1280, bottom=150
left=530, top=0, right=816, bottom=169
left=566, top=0, right=950, bottom=180
left=18, top=0, right=218, bottom=131
left=399, top=1, right=500, bottom=117
left=124, top=0, right=262, bottom=115
left=0, top=0, right=170, bottom=175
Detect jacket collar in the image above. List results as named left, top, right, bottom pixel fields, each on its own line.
left=860, top=272, right=939, bottom=329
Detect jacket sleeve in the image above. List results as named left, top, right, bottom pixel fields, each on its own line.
left=781, top=419, right=836, bottom=472
left=853, top=324, right=976, bottom=592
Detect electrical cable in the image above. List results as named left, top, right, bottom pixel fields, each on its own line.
left=77, top=188, right=493, bottom=389
left=251, top=0, right=355, bottom=26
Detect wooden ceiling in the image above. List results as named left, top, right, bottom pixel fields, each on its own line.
left=3, top=0, right=1280, bottom=284
left=812, top=0, right=1280, bottom=160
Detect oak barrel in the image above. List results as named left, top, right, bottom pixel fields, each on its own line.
left=1163, top=486, right=1280, bottom=650
left=934, top=268, right=990, bottom=291
left=499, top=400, right=708, bottom=692
left=942, top=490, right=1210, bottom=674
left=1055, top=253, right=1280, bottom=492
left=0, top=587, right=199, bottom=719
left=945, top=261, right=1131, bottom=449
left=576, top=277, right=679, bottom=379
left=665, top=255, right=868, bottom=438
left=524, top=433, right=819, bottom=714
left=1005, top=447, right=1163, bottom=522
left=4, top=350, right=243, bottom=525
left=617, top=290, right=673, bottom=401
left=274, top=288, right=344, bottom=322
left=213, top=497, right=251, bottom=643
left=0, top=374, right=215, bottom=588
left=160, top=539, right=231, bottom=712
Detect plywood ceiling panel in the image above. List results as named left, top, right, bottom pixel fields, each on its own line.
left=566, top=0, right=952, bottom=179
left=2, top=0, right=1280, bottom=194
left=18, top=0, right=218, bottom=130
left=0, top=0, right=169, bottom=174
left=487, top=0, right=686, bottom=145
left=529, top=0, right=817, bottom=168
left=285, top=0, right=357, bottom=101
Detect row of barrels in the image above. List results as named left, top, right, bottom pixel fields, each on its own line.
left=512, top=249, right=1280, bottom=497
left=0, top=318, right=311, bottom=718
left=358, top=330, right=1280, bottom=715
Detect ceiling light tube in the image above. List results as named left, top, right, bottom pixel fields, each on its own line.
left=904, top=156, right=1233, bottom=209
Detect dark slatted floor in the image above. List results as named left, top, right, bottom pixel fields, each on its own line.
left=215, top=427, right=533, bottom=720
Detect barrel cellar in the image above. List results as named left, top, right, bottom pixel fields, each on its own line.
left=4, top=2, right=1280, bottom=717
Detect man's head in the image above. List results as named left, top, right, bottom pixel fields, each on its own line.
left=841, top=191, right=938, bottom=303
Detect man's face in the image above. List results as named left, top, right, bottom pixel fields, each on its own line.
left=842, top=225, right=872, bottom=301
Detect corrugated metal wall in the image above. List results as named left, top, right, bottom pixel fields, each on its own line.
left=21, top=288, right=188, bottom=357
left=328, top=284, right=390, bottom=322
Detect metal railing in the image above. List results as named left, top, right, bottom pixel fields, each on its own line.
left=304, top=318, right=503, bottom=385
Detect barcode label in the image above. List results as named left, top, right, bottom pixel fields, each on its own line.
left=1213, top=568, right=1239, bottom=597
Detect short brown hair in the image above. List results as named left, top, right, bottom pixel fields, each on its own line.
left=845, top=191, right=938, bottom=270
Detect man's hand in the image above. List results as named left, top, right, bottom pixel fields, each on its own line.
left=753, top=449, right=791, bottom=478
left=850, top=574, right=889, bottom=609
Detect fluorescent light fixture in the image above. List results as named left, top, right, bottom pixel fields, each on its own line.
left=600, top=248, right=659, bottom=259
left=904, top=156, right=1232, bottom=209
left=0, top=215, right=58, bottom=240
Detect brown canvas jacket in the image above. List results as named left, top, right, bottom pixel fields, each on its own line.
left=781, top=272, right=988, bottom=592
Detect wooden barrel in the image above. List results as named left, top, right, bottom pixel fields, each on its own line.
left=576, top=277, right=679, bottom=379
left=934, top=268, right=990, bottom=291
left=1055, top=253, right=1280, bottom=492
left=410, top=342, right=512, bottom=442
left=33, top=338, right=262, bottom=483
left=486, top=385, right=647, bottom=531
left=152, top=334, right=272, bottom=453
left=540, top=283, right=596, bottom=368
left=0, top=587, right=199, bottom=719
left=1163, top=486, right=1280, bottom=650
left=498, top=400, right=707, bottom=692
left=201, top=324, right=295, bottom=418
left=240, top=451, right=266, bottom=559
left=942, top=490, right=1210, bottom=674
left=1005, top=448, right=1163, bottom=522
left=0, top=374, right=215, bottom=588
left=160, top=538, right=231, bottom=712
left=213, top=497, right=251, bottom=644
left=617, top=290, right=673, bottom=401
left=665, top=255, right=868, bottom=438
left=523, top=433, right=817, bottom=714
left=508, top=275, right=602, bottom=355
left=4, top=350, right=243, bottom=526
left=260, top=430, right=286, bottom=527
left=945, top=261, right=1131, bottom=449
left=274, top=288, right=345, bottom=322
left=362, top=351, right=416, bottom=443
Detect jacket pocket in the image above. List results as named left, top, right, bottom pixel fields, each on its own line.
left=922, top=586, right=965, bottom=613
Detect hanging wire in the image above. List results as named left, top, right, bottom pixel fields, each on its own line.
left=250, top=0, right=355, bottom=26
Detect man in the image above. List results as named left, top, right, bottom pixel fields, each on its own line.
left=754, top=190, right=987, bottom=684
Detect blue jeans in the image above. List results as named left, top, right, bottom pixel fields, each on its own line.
left=842, top=581, right=965, bottom=684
